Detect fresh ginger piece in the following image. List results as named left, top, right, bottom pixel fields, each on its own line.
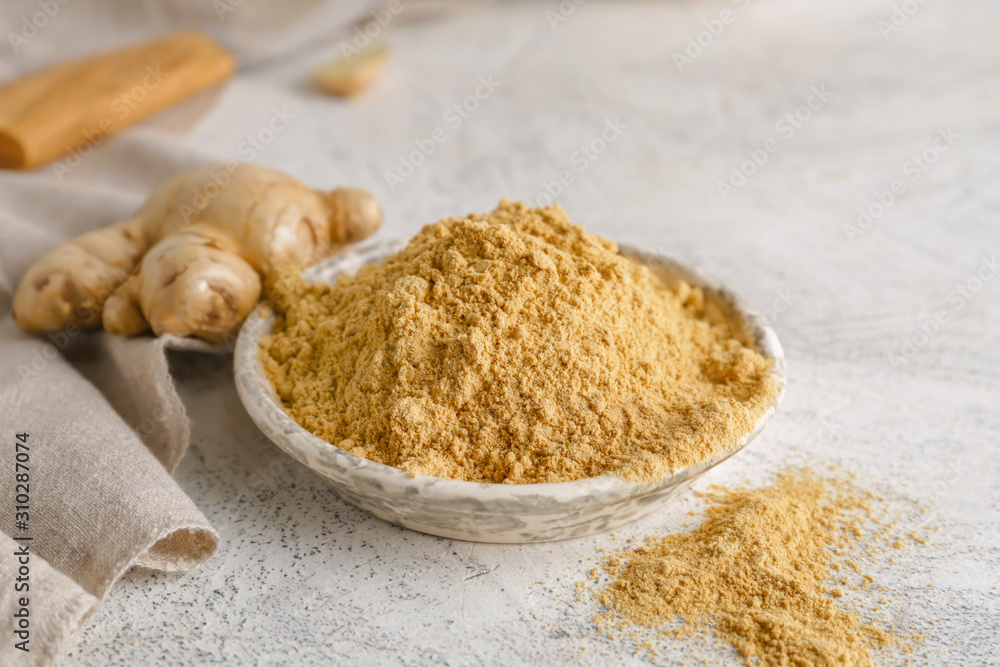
left=100, top=276, right=149, bottom=337
left=104, top=229, right=261, bottom=342
left=12, top=218, right=148, bottom=330
left=314, top=43, right=390, bottom=97
left=12, top=163, right=381, bottom=341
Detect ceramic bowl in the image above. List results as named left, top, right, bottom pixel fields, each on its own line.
left=234, top=238, right=785, bottom=543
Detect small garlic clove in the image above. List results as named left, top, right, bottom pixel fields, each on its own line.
left=314, top=43, right=391, bottom=98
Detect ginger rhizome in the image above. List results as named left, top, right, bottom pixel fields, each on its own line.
left=12, top=163, right=381, bottom=341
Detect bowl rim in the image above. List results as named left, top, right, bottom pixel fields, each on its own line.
left=234, top=237, right=786, bottom=504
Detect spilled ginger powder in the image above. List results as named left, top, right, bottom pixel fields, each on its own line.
left=595, top=471, right=897, bottom=666
left=260, top=200, right=777, bottom=483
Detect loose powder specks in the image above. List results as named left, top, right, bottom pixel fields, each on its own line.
left=260, top=200, right=777, bottom=483
left=594, top=471, right=901, bottom=666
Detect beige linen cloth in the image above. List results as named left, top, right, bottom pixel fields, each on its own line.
left=0, top=138, right=225, bottom=666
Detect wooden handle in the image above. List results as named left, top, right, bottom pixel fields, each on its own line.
left=0, top=31, right=236, bottom=170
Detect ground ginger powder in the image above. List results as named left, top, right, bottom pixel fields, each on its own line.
left=260, top=200, right=777, bottom=483
left=595, top=471, right=895, bottom=665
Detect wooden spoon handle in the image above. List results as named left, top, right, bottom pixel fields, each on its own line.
left=0, top=31, right=236, bottom=170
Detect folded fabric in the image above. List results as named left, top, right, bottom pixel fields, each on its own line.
left=0, top=131, right=227, bottom=663
left=0, top=320, right=219, bottom=665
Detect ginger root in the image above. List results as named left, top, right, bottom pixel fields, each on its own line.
left=12, top=163, right=381, bottom=341
left=314, top=43, right=390, bottom=98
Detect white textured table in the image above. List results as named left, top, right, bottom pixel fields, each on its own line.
left=65, top=0, right=1000, bottom=664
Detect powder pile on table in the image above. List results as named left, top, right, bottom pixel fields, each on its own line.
left=594, top=470, right=903, bottom=665
left=260, top=200, right=777, bottom=483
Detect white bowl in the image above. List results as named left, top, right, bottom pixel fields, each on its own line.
left=234, top=239, right=786, bottom=543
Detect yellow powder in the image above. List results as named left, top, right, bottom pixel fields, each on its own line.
left=595, top=471, right=896, bottom=665
left=259, top=200, right=777, bottom=483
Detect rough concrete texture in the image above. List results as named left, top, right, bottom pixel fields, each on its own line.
left=64, top=0, right=1000, bottom=663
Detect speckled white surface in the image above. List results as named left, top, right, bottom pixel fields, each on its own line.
left=62, top=0, right=999, bottom=664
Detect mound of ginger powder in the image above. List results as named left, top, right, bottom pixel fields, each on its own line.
left=259, top=200, right=778, bottom=484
